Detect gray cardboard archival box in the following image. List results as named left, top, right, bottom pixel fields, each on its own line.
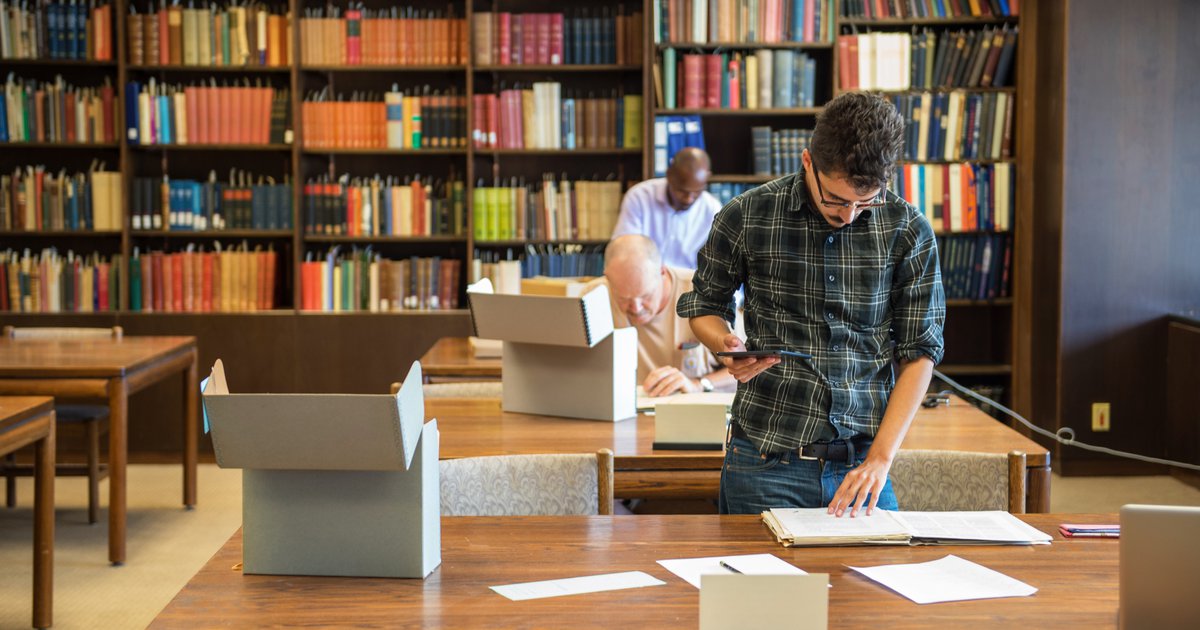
left=653, top=393, right=735, bottom=450
left=469, top=288, right=637, bottom=421
left=202, top=360, right=440, bottom=579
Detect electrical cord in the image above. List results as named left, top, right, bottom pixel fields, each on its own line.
left=933, top=369, right=1200, bottom=473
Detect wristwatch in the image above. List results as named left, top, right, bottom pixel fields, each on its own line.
left=699, top=377, right=715, bottom=392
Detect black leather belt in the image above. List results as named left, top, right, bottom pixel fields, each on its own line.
left=730, top=422, right=871, bottom=464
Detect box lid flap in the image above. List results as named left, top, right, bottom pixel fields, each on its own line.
left=468, top=287, right=614, bottom=347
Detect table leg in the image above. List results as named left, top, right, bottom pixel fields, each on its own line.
left=108, top=378, right=128, bottom=565
left=33, top=413, right=54, bottom=629
left=184, top=349, right=198, bottom=508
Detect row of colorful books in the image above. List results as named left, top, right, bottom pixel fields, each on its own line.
left=130, top=173, right=292, bottom=232
left=299, top=7, right=464, bottom=66
left=124, top=80, right=289, bottom=145
left=126, top=2, right=288, bottom=67
left=894, top=162, right=1014, bottom=233
left=300, top=251, right=461, bottom=311
left=301, top=89, right=464, bottom=149
left=841, top=0, right=1017, bottom=19
left=837, top=26, right=1017, bottom=92
left=937, top=233, right=1011, bottom=301
left=473, top=9, right=643, bottom=66
left=655, top=0, right=836, bottom=44
left=0, top=75, right=117, bottom=143
left=0, top=0, right=113, bottom=60
left=0, top=248, right=120, bottom=312
left=652, top=115, right=706, bottom=177
left=473, top=90, right=641, bottom=150
left=1, top=165, right=122, bottom=232
left=128, top=244, right=278, bottom=312
left=474, top=244, right=606, bottom=280
left=891, top=91, right=1013, bottom=163
left=302, top=175, right=465, bottom=237
left=472, top=176, right=624, bottom=243
left=751, top=126, right=812, bottom=177
left=659, top=49, right=817, bottom=110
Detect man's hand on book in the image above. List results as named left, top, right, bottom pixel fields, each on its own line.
left=828, top=456, right=892, bottom=518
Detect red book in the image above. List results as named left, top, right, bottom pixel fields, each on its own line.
left=140, top=254, right=153, bottom=312
left=535, top=13, right=550, bottom=65
left=182, top=251, right=193, bottom=312
left=497, top=13, right=511, bottom=64
left=157, top=8, right=169, bottom=65
left=97, top=262, right=110, bottom=311
left=153, top=253, right=166, bottom=312
left=837, top=36, right=853, bottom=91
left=65, top=96, right=76, bottom=142
left=171, top=253, right=184, bottom=312
left=264, top=250, right=276, bottom=310
left=549, top=13, right=564, bottom=64
left=346, top=9, right=362, bottom=65
left=519, top=15, right=536, bottom=66
left=202, top=253, right=213, bottom=312
left=681, top=54, right=704, bottom=108
left=486, top=94, right=498, bottom=148
left=704, top=55, right=722, bottom=109
left=207, top=86, right=221, bottom=144
left=848, top=36, right=861, bottom=90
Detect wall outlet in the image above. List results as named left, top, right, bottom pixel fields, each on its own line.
left=1092, top=402, right=1111, bottom=432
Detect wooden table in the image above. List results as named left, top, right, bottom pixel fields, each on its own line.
left=418, top=337, right=501, bottom=383
left=151, top=513, right=1118, bottom=628
left=0, top=336, right=198, bottom=565
left=429, top=397, right=1052, bottom=512
left=0, top=396, right=55, bottom=629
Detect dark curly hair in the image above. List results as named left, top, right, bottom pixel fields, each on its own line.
left=809, top=92, right=905, bottom=194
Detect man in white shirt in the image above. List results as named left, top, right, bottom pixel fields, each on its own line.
left=611, top=148, right=723, bottom=271
left=585, top=235, right=733, bottom=397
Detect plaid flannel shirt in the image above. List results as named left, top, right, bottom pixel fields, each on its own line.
left=677, top=169, right=946, bottom=454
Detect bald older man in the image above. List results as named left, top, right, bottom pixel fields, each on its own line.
left=611, top=147, right=723, bottom=270
left=584, top=235, right=733, bottom=397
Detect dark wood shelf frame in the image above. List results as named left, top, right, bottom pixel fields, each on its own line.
left=131, top=230, right=294, bottom=239
left=656, top=107, right=823, bottom=116
left=303, top=235, right=468, bottom=244
left=657, top=41, right=834, bottom=50
left=474, top=64, right=642, bottom=72
left=127, top=64, right=291, bottom=73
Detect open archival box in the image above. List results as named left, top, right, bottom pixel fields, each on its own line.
left=762, top=508, right=1053, bottom=547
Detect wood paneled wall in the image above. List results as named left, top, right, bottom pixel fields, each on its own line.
left=1028, top=0, right=1200, bottom=474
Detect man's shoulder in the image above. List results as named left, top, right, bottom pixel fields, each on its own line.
left=625, top=178, right=666, bottom=198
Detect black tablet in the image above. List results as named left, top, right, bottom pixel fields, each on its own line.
left=715, top=350, right=813, bottom=360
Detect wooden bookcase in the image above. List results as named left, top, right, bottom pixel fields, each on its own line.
left=1, top=0, right=1031, bottom=420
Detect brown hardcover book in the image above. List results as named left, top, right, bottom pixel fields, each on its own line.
left=146, top=9, right=160, bottom=65
left=167, top=5, right=183, bottom=65
left=586, top=95, right=600, bottom=148
left=979, top=26, right=1007, bottom=87
left=128, top=13, right=145, bottom=65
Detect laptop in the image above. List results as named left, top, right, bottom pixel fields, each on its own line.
left=1120, top=504, right=1200, bottom=629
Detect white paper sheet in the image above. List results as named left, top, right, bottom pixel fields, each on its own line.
left=893, top=511, right=1053, bottom=544
left=658, top=553, right=807, bottom=589
left=490, top=571, right=665, bottom=601
left=849, top=554, right=1037, bottom=604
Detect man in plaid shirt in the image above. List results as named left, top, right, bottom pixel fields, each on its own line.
left=678, top=93, right=946, bottom=517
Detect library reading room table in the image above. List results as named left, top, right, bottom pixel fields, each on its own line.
left=0, top=396, right=55, bottom=629
left=429, top=396, right=1052, bottom=513
left=418, top=337, right=501, bottom=383
left=151, top=513, right=1118, bottom=628
left=0, top=335, right=198, bottom=565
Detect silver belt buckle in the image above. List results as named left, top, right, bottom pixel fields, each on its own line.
left=796, top=447, right=820, bottom=461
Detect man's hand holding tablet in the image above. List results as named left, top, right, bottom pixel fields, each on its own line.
left=715, top=335, right=802, bottom=383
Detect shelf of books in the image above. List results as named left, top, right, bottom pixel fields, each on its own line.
left=835, top=0, right=1021, bottom=406
left=2, top=0, right=1027, bottom=380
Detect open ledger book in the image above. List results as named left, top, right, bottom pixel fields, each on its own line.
left=762, top=508, right=1053, bottom=547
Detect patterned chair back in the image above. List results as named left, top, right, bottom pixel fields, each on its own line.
left=890, top=449, right=1026, bottom=513
left=440, top=449, right=614, bottom=516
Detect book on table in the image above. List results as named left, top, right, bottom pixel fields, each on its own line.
left=762, top=508, right=1053, bottom=547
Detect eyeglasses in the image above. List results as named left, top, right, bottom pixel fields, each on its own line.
left=810, top=162, right=888, bottom=210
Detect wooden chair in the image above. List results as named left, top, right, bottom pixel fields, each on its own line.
left=889, top=449, right=1027, bottom=513
left=440, top=449, right=614, bottom=516
left=389, top=380, right=503, bottom=399
left=2, top=325, right=121, bottom=523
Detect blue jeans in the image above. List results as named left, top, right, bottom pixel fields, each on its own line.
left=719, top=435, right=898, bottom=515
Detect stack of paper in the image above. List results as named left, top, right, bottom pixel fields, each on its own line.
left=763, top=509, right=1053, bottom=547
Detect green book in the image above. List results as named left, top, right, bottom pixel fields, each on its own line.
left=497, top=185, right=511, bottom=240
left=663, top=47, right=676, bottom=109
